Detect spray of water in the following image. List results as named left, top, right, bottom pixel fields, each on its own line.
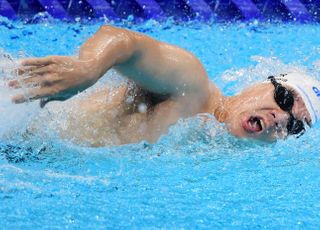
left=0, top=51, right=40, bottom=141
left=220, top=55, right=315, bottom=95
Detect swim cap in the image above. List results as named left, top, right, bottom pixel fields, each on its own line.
left=272, top=73, right=320, bottom=125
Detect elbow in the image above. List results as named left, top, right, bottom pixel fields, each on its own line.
left=98, top=25, right=124, bottom=37
left=99, top=25, right=116, bottom=32
left=99, top=25, right=135, bottom=48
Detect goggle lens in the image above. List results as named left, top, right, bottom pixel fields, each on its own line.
left=268, top=76, right=305, bottom=136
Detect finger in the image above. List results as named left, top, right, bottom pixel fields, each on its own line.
left=18, top=65, right=44, bottom=75
left=8, top=79, right=21, bottom=88
left=12, top=88, right=53, bottom=104
left=29, top=65, right=57, bottom=75
left=8, top=75, right=42, bottom=89
left=21, top=56, right=57, bottom=66
left=17, top=65, right=54, bottom=76
left=10, top=72, right=59, bottom=89
left=12, top=94, right=28, bottom=104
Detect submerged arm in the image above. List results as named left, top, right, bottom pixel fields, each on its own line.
left=9, top=25, right=211, bottom=106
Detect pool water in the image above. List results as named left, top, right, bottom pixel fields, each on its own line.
left=1, top=17, right=320, bottom=228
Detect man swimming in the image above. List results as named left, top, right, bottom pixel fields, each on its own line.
left=7, top=25, right=320, bottom=145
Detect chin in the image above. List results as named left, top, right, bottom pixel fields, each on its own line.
left=228, top=126, right=276, bottom=143
left=226, top=115, right=274, bottom=141
left=226, top=119, right=249, bottom=138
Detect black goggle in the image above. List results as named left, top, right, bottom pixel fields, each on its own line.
left=268, top=76, right=305, bottom=136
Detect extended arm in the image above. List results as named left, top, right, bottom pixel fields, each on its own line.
left=9, top=25, right=210, bottom=106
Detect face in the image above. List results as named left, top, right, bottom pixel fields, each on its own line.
left=224, top=83, right=311, bottom=142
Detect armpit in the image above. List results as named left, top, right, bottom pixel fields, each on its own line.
left=123, top=81, right=170, bottom=114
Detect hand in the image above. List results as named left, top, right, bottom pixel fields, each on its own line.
left=8, top=56, right=99, bottom=107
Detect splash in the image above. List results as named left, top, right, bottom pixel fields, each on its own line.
left=220, top=56, right=315, bottom=95
left=0, top=51, right=40, bottom=141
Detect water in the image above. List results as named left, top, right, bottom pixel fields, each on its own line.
left=1, top=18, right=320, bottom=228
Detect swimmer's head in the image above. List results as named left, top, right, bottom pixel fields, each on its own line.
left=219, top=72, right=320, bottom=142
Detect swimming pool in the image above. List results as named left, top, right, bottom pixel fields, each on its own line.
left=1, top=17, right=320, bottom=228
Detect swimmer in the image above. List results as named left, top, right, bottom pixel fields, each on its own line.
left=7, top=25, right=320, bottom=145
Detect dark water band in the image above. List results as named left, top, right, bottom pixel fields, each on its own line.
left=0, top=0, right=318, bottom=22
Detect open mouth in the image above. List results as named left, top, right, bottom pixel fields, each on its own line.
left=242, top=116, right=265, bottom=133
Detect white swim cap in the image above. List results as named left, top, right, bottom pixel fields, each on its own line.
left=272, top=73, right=320, bottom=125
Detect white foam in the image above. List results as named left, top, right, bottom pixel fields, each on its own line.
left=0, top=51, right=39, bottom=139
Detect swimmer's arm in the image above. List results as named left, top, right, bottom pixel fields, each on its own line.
left=79, top=25, right=210, bottom=97
left=9, top=25, right=211, bottom=106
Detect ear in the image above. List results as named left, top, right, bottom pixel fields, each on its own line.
left=214, top=105, right=228, bottom=123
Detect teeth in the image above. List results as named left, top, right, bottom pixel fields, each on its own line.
left=249, top=117, right=265, bottom=131
left=260, top=119, right=265, bottom=130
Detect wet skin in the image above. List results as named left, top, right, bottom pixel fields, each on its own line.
left=7, top=25, right=311, bottom=145
left=219, top=83, right=311, bottom=142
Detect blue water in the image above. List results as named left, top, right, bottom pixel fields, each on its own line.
left=1, top=17, right=320, bottom=228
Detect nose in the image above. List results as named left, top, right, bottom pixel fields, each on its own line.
left=269, top=110, right=290, bottom=130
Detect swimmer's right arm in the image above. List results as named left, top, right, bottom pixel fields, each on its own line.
left=9, top=25, right=211, bottom=107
